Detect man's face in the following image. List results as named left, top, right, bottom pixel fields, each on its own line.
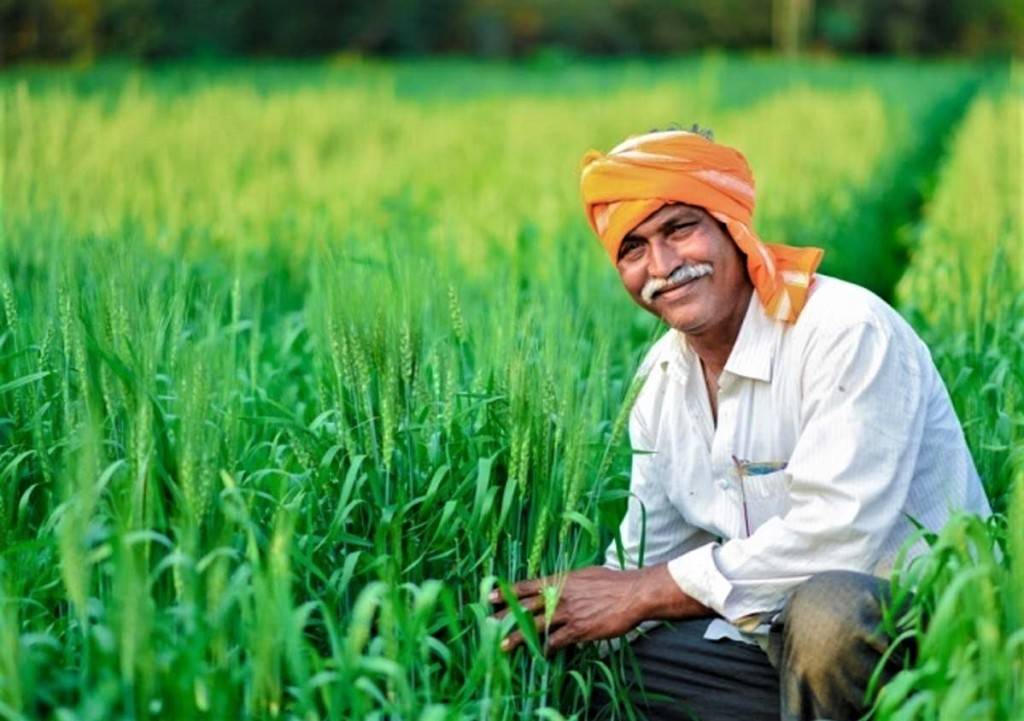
left=615, top=203, right=753, bottom=334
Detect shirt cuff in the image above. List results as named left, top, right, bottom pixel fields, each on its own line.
left=666, top=542, right=733, bottom=616
left=669, top=541, right=801, bottom=622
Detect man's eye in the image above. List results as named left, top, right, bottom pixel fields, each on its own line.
left=671, top=222, right=697, bottom=233
left=620, top=241, right=644, bottom=260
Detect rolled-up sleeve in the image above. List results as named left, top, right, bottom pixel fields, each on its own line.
left=667, top=321, right=926, bottom=621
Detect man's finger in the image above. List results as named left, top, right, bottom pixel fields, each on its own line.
left=500, top=604, right=564, bottom=642
left=510, top=576, right=547, bottom=599
left=490, top=572, right=570, bottom=607
left=544, top=625, right=578, bottom=656
left=489, top=578, right=543, bottom=607
left=500, top=612, right=566, bottom=654
left=500, top=630, right=523, bottom=653
left=492, top=594, right=544, bottom=620
left=531, top=607, right=567, bottom=636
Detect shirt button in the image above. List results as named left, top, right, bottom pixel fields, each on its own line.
left=716, top=478, right=730, bottom=490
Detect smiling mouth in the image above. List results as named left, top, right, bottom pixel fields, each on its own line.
left=654, top=273, right=707, bottom=300
left=642, top=262, right=714, bottom=303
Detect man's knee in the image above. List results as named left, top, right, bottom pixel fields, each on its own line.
left=778, top=570, right=890, bottom=678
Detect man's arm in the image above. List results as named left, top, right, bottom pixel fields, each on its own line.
left=491, top=563, right=713, bottom=654
left=493, top=399, right=714, bottom=654
left=669, top=320, right=928, bottom=622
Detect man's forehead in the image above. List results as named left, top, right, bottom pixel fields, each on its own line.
left=628, top=203, right=705, bottom=237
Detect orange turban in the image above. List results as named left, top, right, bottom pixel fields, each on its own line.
left=580, top=130, right=824, bottom=323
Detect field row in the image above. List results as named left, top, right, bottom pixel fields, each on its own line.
left=876, top=75, right=1022, bottom=721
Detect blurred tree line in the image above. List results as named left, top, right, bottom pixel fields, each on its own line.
left=2, top=0, right=1021, bottom=64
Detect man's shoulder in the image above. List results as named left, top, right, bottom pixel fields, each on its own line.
left=795, top=274, right=910, bottom=339
left=790, top=274, right=932, bottom=380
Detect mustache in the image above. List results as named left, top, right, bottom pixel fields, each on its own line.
left=641, top=263, right=714, bottom=304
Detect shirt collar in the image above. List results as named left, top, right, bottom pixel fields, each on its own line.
left=667, top=290, right=782, bottom=384
left=723, top=289, right=783, bottom=382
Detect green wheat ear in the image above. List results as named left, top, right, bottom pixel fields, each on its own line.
left=542, top=581, right=563, bottom=626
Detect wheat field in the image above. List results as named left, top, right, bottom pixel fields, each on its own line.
left=0, top=56, right=1020, bottom=720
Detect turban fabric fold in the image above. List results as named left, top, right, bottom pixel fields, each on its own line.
left=580, top=130, right=824, bottom=323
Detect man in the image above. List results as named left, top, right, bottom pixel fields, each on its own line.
left=490, top=129, right=992, bottom=721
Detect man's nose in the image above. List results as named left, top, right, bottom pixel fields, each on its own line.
left=647, top=238, right=678, bottom=278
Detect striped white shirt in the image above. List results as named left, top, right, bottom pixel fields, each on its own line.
left=605, top=274, right=991, bottom=636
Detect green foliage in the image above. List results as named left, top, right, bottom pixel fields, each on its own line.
left=897, top=83, right=1023, bottom=512
left=0, top=56, right=1018, bottom=719
left=2, top=0, right=1022, bottom=64
left=875, top=75, right=1024, bottom=721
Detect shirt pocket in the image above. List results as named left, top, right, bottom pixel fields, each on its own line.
left=738, top=469, right=792, bottom=535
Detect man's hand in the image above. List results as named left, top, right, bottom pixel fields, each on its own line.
left=490, top=564, right=712, bottom=655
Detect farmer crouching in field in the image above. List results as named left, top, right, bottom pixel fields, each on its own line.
left=490, top=128, right=992, bottom=721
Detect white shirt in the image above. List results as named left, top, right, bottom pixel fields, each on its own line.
left=604, top=274, right=991, bottom=638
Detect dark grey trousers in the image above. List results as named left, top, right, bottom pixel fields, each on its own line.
left=589, top=571, right=908, bottom=721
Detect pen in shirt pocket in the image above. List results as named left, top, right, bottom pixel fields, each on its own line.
left=731, top=455, right=788, bottom=537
